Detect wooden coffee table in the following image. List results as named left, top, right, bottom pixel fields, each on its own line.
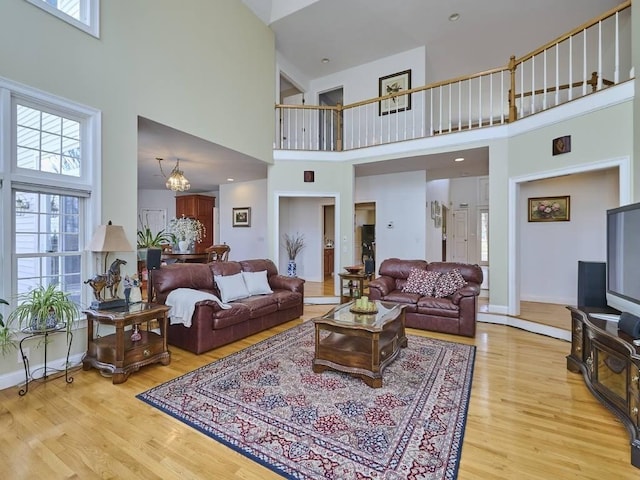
left=312, top=301, right=407, bottom=388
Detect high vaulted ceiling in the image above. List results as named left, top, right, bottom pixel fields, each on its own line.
left=138, top=0, right=625, bottom=192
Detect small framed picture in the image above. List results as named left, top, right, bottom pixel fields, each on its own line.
left=232, top=207, right=251, bottom=227
left=528, top=196, right=570, bottom=222
left=379, top=69, right=412, bottom=116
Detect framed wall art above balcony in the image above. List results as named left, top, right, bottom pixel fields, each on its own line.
left=379, top=69, right=411, bottom=116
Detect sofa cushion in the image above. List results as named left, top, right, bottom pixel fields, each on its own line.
left=215, top=272, right=251, bottom=302
left=242, top=270, right=273, bottom=295
left=417, top=296, right=460, bottom=318
left=384, top=290, right=422, bottom=304
left=271, top=290, right=303, bottom=310
left=234, top=295, right=278, bottom=318
left=434, top=269, right=467, bottom=298
left=402, top=268, right=441, bottom=296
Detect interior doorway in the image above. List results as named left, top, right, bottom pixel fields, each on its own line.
left=318, top=87, right=343, bottom=151
left=355, top=202, right=376, bottom=274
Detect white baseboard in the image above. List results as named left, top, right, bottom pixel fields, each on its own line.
left=478, top=312, right=570, bottom=341
left=305, top=297, right=340, bottom=305
left=0, top=352, right=84, bottom=391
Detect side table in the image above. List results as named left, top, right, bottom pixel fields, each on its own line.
left=18, top=323, right=73, bottom=396
left=82, top=303, right=171, bottom=384
left=339, top=272, right=368, bottom=304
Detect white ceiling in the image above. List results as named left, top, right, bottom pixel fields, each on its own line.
left=138, top=0, right=624, bottom=191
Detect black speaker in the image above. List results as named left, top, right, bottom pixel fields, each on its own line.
left=619, top=312, right=640, bottom=338
left=146, top=248, right=162, bottom=271
left=577, top=261, right=607, bottom=308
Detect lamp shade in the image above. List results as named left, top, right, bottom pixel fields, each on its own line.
left=87, top=221, right=133, bottom=252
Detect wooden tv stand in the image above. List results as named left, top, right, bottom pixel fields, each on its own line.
left=566, top=306, right=640, bottom=468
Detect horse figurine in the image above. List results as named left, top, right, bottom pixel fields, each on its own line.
left=106, top=258, right=126, bottom=299
left=84, top=258, right=127, bottom=301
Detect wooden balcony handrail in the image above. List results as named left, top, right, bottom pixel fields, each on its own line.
left=275, top=1, right=631, bottom=150
left=513, top=0, right=631, bottom=65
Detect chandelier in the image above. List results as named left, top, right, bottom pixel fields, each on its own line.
left=157, top=157, right=191, bottom=191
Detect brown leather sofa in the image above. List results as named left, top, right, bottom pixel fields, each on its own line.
left=367, top=258, right=483, bottom=337
left=150, top=259, right=304, bottom=354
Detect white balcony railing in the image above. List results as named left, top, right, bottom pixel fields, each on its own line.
left=275, top=0, right=632, bottom=151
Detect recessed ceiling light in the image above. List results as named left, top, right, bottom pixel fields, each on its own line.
left=227, top=178, right=234, bottom=182
left=321, top=58, right=330, bottom=64
left=449, top=13, right=460, bottom=22
left=454, top=157, right=465, bottom=162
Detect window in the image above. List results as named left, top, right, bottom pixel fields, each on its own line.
left=479, top=208, right=489, bottom=265
left=16, top=105, right=81, bottom=177
left=14, top=190, right=83, bottom=305
left=0, top=78, right=100, bottom=311
left=25, top=0, right=100, bottom=38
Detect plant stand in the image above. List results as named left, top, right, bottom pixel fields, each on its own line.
left=18, top=323, right=73, bottom=396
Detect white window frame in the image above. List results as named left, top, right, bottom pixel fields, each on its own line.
left=0, top=75, right=101, bottom=309
left=25, top=0, right=100, bottom=38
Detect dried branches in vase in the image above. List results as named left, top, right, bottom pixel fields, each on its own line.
left=283, top=233, right=305, bottom=261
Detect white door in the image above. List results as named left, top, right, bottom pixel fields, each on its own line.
left=451, top=209, right=468, bottom=263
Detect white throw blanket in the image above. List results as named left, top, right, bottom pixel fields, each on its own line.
left=166, top=288, right=232, bottom=328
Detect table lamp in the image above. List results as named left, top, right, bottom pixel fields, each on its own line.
left=86, top=221, right=134, bottom=310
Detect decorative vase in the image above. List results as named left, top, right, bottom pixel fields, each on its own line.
left=178, top=240, right=189, bottom=253
left=287, top=260, right=297, bottom=277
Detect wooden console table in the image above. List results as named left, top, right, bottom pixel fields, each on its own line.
left=566, top=306, right=640, bottom=468
left=82, top=303, right=171, bottom=384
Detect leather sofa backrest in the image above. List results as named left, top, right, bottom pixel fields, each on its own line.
left=152, top=263, right=216, bottom=303
left=378, top=258, right=428, bottom=291
left=427, top=261, right=483, bottom=285
left=208, top=261, right=243, bottom=277
left=240, top=259, right=279, bottom=277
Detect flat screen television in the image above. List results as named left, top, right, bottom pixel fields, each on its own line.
left=606, top=201, right=640, bottom=318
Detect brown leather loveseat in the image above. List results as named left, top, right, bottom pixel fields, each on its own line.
left=151, top=259, right=304, bottom=354
left=367, top=258, right=483, bottom=337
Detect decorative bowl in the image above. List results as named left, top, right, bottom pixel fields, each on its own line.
left=344, top=265, right=363, bottom=274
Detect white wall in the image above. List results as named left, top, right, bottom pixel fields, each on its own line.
left=519, top=169, right=619, bottom=305
left=137, top=189, right=177, bottom=231
left=355, top=171, right=427, bottom=264
left=219, top=179, right=268, bottom=262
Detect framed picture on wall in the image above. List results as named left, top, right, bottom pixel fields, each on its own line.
left=232, top=207, right=251, bottom=227
left=528, top=196, right=570, bottom=222
left=379, top=69, right=412, bottom=116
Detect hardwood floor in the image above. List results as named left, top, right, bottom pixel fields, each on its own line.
left=0, top=304, right=637, bottom=479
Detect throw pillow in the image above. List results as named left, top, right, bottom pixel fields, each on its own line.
left=214, top=273, right=251, bottom=303
left=402, top=268, right=441, bottom=296
left=242, top=270, right=273, bottom=296
left=434, top=268, right=467, bottom=298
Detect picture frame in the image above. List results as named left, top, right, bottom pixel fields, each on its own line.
left=379, top=69, right=412, bottom=116
left=232, top=207, right=251, bottom=227
left=528, top=196, right=570, bottom=222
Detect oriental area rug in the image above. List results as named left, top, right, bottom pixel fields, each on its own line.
left=137, top=321, right=476, bottom=480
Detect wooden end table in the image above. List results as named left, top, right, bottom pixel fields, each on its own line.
left=312, top=301, right=407, bottom=388
left=82, top=303, right=171, bottom=384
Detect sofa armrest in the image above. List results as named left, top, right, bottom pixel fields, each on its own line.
left=368, top=276, right=395, bottom=298
left=451, top=283, right=481, bottom=305
left=269, top=274, right=305, bottom=293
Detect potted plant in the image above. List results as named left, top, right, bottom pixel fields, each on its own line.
left=283, top=233, right=305, bottom=277
left=168, top=216, right=205, bottom=253
left=137, top=221, right=171, bottom=261
left=0, top=298, right=13, bottom=355
left=8, top=284, right=79, bottom=334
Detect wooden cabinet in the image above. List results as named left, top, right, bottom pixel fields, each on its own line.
left=567, top=306, right=640, bottom=468
left=324, top=248, right=334, bottom=276
left=176, top=194, right=214, bottom=253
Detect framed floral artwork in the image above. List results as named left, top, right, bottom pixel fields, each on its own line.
left=232, top=207, right=251, bottom=227
left=528, top=196, right=570, bottom=222
left=379, top=69, right=412, bottom=116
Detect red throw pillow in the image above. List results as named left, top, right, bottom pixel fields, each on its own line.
left=402, top=268, right=441, bottom=296
left=434, top=269, right=467, bottom=298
